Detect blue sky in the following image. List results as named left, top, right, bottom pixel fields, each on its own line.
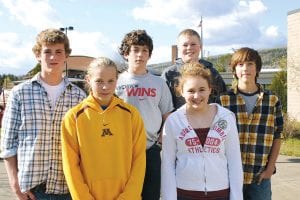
left=0, top=0, right=299, bottom=75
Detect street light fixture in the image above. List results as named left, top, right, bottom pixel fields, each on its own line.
left=59, top=26, right=74, bottom=35
left=59, top=26, right=74, bottom=77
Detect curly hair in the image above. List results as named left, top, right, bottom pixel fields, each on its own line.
left=118, top=29, right=153, bottom=59
left=32, top=28, right=72, bottom=57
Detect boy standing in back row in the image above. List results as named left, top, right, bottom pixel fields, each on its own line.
left=116, top=29, right=174, bottom=200
left=161, top=28, right=227, bottom=109
left=219, top=47, right=283, bottom=200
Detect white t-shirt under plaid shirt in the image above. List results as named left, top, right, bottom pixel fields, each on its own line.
left=0, top=74, right=86, bottom=194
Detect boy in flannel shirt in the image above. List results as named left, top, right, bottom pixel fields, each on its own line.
left=218, top=47, right=283, bottom=200
left=0, top=28, right=86, bottom=200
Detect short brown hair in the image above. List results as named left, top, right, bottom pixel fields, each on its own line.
left=230, top=47, right=262, bottom=79
left=32, top=28, right=72, bottom=57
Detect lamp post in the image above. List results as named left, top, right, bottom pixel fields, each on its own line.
left=59, top=26, right=74, bottom=77
left=197, top=16, right=203, bottom=59
left=60, top=26, right=74, bottom=35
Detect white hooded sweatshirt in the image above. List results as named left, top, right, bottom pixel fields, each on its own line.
left=161, top=103, right=243, bottom=200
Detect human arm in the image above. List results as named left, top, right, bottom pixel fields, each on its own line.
left=1, top=88, right=34, bottom=200
left=161, top=118, right=178, bottom=200
left=61, top=111, right=95, bottom=200
left=225, top=113, right=243, bottom=200
left=156, top=112, right=171, bottom=144
left=157, top=79, right=175, bottom=144
left=4, top=156, right=36, bottom=200
left=258, top=97, right=283, bottom=183
left=258, top=139, right=281, bottom=184
left=117, top=108, right=146, bottom=200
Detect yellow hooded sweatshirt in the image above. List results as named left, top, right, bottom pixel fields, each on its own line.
left=61, top=95, right=146, bottom=200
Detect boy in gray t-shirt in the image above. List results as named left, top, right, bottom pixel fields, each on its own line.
left=116, top=29, right=173, bottom=200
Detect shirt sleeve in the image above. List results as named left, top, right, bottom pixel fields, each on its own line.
left=1, top=88, right=21, bottom=158
left=274, top=97, right=284, bottom=139
left=209, top=67, right=227, bottom=103
left=161, top=117, right=178, bottom=200
left=225, top=113, right=243, bottom=200
left=159, top=79, right=174, bottom=115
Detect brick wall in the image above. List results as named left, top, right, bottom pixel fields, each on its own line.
left=287, top=9, right=300, bottom=121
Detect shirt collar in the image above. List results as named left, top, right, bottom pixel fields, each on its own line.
left=30, top=73, right=72, bottom=88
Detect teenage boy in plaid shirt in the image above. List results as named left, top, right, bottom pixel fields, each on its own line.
left=0, top=29, right=86, bottom=200
left=218, top=47, right=283, bottom=200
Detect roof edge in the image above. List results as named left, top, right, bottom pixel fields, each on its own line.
left=288, top=8, right=300, bottom=15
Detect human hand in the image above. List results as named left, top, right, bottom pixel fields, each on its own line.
left=257, top=168, right=274, bottom=185
left=24, top=190, right=36, bottom=200
left=13, top=185, right=36, bottom=200
left=15, top=190, right=35, bottom=200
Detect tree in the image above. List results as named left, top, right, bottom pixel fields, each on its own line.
left=268, top=56, right=287, bottom=112
left=26, top=63, right=41, bottom=77
left=2, top=76, right=14, bottom=89
left=0, top=74, right=19, bottom=88
left=207, top=53, right=231, bottom=72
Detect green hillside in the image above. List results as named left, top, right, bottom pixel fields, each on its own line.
left=206, top=47, right=287, bottom=72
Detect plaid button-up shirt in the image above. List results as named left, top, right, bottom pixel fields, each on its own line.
left=0, top=74, right=86, bottom=193
left=219, top=84, right=283, bottom=184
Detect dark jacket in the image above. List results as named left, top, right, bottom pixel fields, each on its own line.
left=161, top=58, right=227, bottom=110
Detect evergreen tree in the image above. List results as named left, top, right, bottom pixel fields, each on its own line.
left=269, top=56, right=287, bottom=112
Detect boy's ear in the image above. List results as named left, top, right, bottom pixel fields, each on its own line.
left=35, top=54, right=41, bottom=62
left=85, top=74, right=90, bottom=82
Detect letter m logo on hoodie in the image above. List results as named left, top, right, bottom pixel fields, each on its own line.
left=101, top=128, right=113, bottom=137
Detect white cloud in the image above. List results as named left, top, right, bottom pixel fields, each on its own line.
left=0, top=32, right=35, bottom=75
left=256, top=25, right=286, bottom=49
left=0, top=0, right=288, bottom=75
left=133, top=0, right=277, bottom=48
left=132, top=0, right=236, bottom=27
left=265, top=25, right=279, bottom=38
left=240, top=0, right=267, bottom=14
left=1, top=0, right=60, bottom=30
left=69, top=31, right=123, bottom=60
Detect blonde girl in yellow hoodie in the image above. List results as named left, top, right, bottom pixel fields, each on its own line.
left=61, top=57, right=147, bottom=200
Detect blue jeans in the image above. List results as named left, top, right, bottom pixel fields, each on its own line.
left=243, top=179, right=271, bottom=200
left=142, top=144, right=161, bottom=200
left=30, top=183, right=72, bottom=200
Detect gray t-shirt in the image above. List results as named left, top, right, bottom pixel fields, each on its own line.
left=116, top=71, right=174, bottom=148
left=239, top=91, right=259, bottom=115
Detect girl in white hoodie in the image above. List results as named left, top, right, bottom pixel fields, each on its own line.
left=161, top=62, right=243, bottom=200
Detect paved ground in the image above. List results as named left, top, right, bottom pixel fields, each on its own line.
left=0, top=155, right=299, bottom=199
left=272, top=155, right=300, bottom=199
left=0, top=159, right=14, bottom=199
